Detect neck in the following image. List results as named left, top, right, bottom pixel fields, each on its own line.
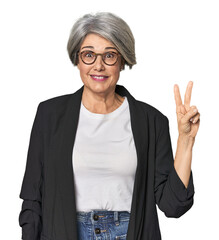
left=81, top=87, right=124, bottom=114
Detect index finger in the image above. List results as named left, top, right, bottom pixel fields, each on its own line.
left=174, top=84, right=182, bottom=110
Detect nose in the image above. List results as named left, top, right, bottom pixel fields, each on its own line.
left=93, top=55, right=105, bottom=71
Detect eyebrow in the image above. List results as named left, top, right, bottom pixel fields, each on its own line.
left=81, top=46, right=118, bottom=51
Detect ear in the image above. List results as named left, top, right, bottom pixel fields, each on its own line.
left=76, top=52, right=80, bottom=69
left=77, top=62, right=80, bottom=70
left=120, top=58, right=125, bottom=71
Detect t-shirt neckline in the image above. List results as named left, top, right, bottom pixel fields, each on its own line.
left=80, top=96, right=128, bottom=120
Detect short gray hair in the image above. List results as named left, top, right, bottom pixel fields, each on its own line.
left=67, top=12, right=136, bottom=70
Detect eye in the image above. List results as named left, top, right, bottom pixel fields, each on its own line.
left=84, top=51, right=94, bottom=58
left=105, top=52, right=116, bottom=58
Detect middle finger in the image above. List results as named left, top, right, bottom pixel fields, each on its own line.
left=184, top=81, right=193, bottom=112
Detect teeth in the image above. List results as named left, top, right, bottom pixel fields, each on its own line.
left=92, top=76, right=106, bottom=79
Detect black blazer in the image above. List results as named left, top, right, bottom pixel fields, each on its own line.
left=19, top=84, right=195, bottom=240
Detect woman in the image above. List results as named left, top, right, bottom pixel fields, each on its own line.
left=18, top=12, right=200, bottom=240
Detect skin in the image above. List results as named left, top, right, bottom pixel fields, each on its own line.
left=77, top=33, right=125, bottom=114
left=174, top=81, right=200, bottom=188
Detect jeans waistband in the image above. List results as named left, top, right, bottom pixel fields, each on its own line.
left=76, top=210, right=130, bottom=224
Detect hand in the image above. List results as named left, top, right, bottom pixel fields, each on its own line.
left=174, top=81, right=200, bottom=139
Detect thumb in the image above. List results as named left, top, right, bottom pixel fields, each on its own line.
left=182, top=106, right=198, bottom=123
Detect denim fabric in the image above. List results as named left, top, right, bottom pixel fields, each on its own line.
left=76, top=210, right=130, bottom=240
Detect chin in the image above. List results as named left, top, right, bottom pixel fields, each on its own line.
left=86, top=81, right=115, bottom=93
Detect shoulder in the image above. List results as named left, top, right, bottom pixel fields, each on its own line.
left=38, top=93, right=73, bottom=114
left=136, top=99, right=168, bottom=122
left=135, top=100, right=170, bottom=140
left=34, top=93, right=74, bottom=134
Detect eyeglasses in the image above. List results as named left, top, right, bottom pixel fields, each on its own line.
left=78, top=50, right=121, bottom=66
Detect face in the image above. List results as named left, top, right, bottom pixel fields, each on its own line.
left=77, top=33, right=124, bottom=96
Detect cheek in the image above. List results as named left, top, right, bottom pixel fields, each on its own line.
left=111, top=68, right=121, bottom=78
left=108, top=65, right=121, bottom=77
left=78, top=64, right=90, bottom=75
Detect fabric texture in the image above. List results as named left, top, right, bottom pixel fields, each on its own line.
left=18, top=84, right=195, bottom=240
left=73, top=96, right=137, bottom=212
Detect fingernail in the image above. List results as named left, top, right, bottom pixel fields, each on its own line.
left=193, top=108, right=198, bottom=113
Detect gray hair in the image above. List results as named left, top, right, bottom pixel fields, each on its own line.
left=67, top=12, right=136, bottom=70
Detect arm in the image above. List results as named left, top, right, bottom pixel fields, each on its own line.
left=154, top=115, right=195, bottom=218
left=173, top=81, right=200, bottom=189
left=174, top=136, right=194, bottom=188
left=18, top=103, right=44, bottom=240
left=155, top=81, right=200, bottom=218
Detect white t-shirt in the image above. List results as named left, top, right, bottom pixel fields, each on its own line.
left=72, top=96, right=137, bottom=212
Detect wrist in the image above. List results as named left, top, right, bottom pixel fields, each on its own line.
left=178, top=134, right=195, bottom=149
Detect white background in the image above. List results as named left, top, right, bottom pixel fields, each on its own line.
left=0, top=0, right=218, bottom=239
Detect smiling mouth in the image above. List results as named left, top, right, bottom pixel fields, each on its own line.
left=90, top=75, right=109, bottom=81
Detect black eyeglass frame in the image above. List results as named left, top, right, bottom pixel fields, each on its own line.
left=78, top=50, right=122, bottom=66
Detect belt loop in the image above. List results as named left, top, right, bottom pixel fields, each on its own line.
left=114, top=211, right=119, bottom=226
left=91, top=210, right=94, bottom=224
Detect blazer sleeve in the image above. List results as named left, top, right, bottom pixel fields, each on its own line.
left=154, top=114, right=195, bottom=218
left=18, top=102, right=44, bottom=240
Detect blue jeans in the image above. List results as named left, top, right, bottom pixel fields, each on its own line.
left=76, top=210, right=130, bottom=240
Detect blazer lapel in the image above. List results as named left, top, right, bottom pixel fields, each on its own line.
left=55, top=84, right=149, bottom=239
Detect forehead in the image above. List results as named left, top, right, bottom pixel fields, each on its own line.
left=80, top=33, right=116, bottom=51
